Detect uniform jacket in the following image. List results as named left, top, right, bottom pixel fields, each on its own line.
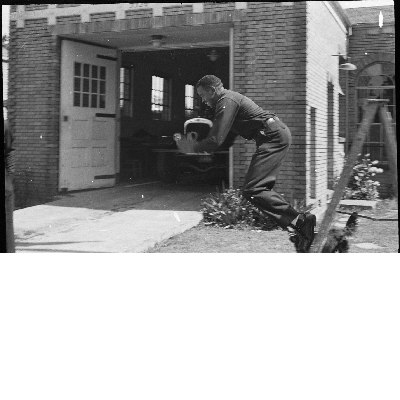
left=192, top=89, right=275, bottom=153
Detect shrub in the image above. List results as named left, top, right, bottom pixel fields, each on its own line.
left=333, top=154, right=383, bottom=201
left=201, top=186, right=278, bottom=230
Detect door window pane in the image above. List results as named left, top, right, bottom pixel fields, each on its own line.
left=83, top=64, right=90, bottom=77
left=91, top=94, right=97, bottom=108
left=74, top=62, right=81, bottom=76
left=74, top=92, right=80, bottom=107
left=83, top=78, right=90, bottom=93
left=82, top=93, right=89, bottom=107
left=91, top=80, right=98, bottom=93
left=74, top=77, right=81, bottom=92
left=99, top=80, right=106, bottom=94
left=73, top=62, right=106, bottom=109
left=99, top=95, right=105, bottom=108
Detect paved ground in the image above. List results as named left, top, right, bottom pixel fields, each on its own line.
left=14, top=180, right=216, bottom=253
left=13, top=178, right=397, bottom=253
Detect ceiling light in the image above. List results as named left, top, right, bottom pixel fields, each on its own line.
left=150, top=35, right=165, bottom=48
left=207, top=49, right=219, bottom=62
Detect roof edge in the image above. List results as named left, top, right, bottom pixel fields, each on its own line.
left=329, top=1, right=352, bottom=28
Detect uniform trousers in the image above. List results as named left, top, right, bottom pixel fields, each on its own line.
left=242, top=119, right=299, bottom=229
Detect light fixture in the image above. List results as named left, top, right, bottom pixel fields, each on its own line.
left=333, top=55, right=358, bottom=156
left=207, top=49, right=219, bottom=62
left=379, top=11, right=383, bottom=28
left=150, top=35, right=165, bottom=48
left=339, top=63, right=357, bottom=70
left=332, top=54, right=357, bottom=71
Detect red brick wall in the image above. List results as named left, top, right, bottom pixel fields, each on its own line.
left=232, top=2, right=308, bottom=205
left=8, top=18, right=61, bottom=207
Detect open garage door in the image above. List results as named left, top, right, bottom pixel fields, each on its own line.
left=59, top=40, right=118, bottom=191
left=118, top=44, right=231, bottom=185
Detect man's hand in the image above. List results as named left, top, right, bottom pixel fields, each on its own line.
left=174, top=133, right=196, bottom=154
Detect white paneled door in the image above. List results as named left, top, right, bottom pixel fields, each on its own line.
left=59, top=40, right=117, bottom=191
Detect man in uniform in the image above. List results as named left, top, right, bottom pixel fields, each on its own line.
left=175, top=75, right=316, bottom=252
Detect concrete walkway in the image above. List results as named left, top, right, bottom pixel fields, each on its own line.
left=14, top=181, right=211, bottom=253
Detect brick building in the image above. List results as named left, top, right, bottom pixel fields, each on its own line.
left=7, top=2, right=395, bottom=211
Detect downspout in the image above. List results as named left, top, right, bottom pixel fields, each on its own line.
left=116, top=50, right=122, bottom=183
left=345, top=26, right=353, bottom=155
left=345, top=67, right=349, bottom=155
left=229, top=26, right=234, bottom=188
left=330, top=1, right=353, bottom=155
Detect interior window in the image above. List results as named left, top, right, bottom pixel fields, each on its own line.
left=184, top=84, right=201, bottom=119
left=151, top=75, right=171, bottom=121
left=356, top=62, right=396, bottom=163
left=120, top=67, right=133, bottom=117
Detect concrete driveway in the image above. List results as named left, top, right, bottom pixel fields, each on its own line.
left=14, top=180, right=216, bottom=253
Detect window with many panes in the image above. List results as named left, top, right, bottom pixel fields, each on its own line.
left=356, top=62, right=396, bottom=163
left=120, top=67, right=133, bottom=117
left=184, top=84, right=202, bottom=119
left=73, top=62, right=106, bottom=108
left=151, top=75, right=171, bottom=120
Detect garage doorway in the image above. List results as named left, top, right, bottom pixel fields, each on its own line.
left=118, top=46, right=230, bottom=185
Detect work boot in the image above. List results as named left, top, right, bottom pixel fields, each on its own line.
left=292, top=213, right=316, bottom=252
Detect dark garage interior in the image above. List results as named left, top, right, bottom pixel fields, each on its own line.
left=119, top=47, right=230, bottom=184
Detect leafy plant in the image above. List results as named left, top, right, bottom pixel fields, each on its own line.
left=333, top=154, right=383, bottom=201
left=201, top=185, right=278, bottom=230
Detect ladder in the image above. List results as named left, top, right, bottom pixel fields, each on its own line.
left=310, top=99, right=398, bottom=253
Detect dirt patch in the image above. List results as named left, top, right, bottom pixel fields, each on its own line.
left=147, top=223, right=295, bottom=253
left=147, top=199, right=399, bottom=253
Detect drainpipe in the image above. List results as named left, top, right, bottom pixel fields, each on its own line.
left=229, top=27, right=234, bottom=188
left=340, top=26, right=355, bottom=155
left=345, top=68, right=349, bottom=155
left=337, top=60, right=356, bottom=154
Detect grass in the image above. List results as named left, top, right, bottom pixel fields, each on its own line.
left=146, top=198, right=398, bottom=253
